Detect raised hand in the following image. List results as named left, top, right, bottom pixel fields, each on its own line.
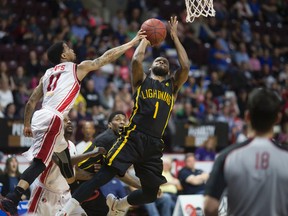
left=131, top=29, right=147, bottom=45
left=168, top=16, right=178, bottom=41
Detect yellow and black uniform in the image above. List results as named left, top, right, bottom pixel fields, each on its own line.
left=78, top=128, right=118, bottom=216
left=106, top=76, right=174, bottom=187
left=78, top=128, right=117, bottom=173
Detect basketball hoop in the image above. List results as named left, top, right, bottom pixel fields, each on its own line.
left=185, top=0, right=216, bottom=23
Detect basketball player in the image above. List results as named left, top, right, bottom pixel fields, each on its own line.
left=27, top=113, right=101, bottom=216
left=204, top=88, right=288, bottom=216
left=77, top=111, right=141, bottom=216
left=57, top=16, right=190, bottom=216
left=0, top=30, right=146, bottom=215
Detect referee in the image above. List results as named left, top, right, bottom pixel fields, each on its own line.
left=204, top=88, right=288, bottom=216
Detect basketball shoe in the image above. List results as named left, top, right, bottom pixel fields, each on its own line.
left=106, top=194, right=128, bottom=216
left=0, top=195, right=18, bottom=216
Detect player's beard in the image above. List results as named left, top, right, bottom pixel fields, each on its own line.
left=153, top=67, right=168, bottom=77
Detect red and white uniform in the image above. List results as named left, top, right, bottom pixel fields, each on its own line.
left=23, top=62, right=81, bottom=166
left=27, top=141, right=86, bottom=216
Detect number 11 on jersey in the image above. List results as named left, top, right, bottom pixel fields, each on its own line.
left=153, top=101, right=159, bottom=119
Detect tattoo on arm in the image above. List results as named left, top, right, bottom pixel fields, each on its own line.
left=92, top=46, right=128, bottom=68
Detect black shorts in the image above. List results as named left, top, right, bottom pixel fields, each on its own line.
left=105, top=124, right=167, bottom=188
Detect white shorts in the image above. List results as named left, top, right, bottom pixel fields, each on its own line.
left=27, top=184, right=86, bottom=216
left=23, top=108, right=68, bottom=166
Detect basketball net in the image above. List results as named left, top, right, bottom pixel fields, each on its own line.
left=185, top=0, right=216, bottom=22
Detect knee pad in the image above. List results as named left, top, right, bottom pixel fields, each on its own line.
left=21, top=158, right=46, bottom=185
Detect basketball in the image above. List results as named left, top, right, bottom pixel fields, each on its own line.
left=141, top=18, right=167, bottom=46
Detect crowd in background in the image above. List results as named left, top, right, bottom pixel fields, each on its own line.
left=0, top=0, right=288, bottom=151
left=0, top=0, right=287, bottom=215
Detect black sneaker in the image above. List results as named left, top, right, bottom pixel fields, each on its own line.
left=0, top=195, right=18, bottom=216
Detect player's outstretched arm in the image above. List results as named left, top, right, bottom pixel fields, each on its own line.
left=169, top=16, right=190, bottom=95
left=70, top=147, right=107, bottom=165
left=76, top=30, right=146, bottom=81
left=131, top=38, right=150, bottom=93
left=23, top=78, right=44, bottom=137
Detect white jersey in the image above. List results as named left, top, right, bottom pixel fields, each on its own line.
left=28, top=141, right=87, bottom=216
left=38, top=140, right=77, bottom=193
left=42, top=62, right=80, bottom=113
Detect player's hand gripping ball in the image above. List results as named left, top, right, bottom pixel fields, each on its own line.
left=141, top=18, right=167, bottom=46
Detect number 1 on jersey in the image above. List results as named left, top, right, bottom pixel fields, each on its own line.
left=153, top=101, right=159, bottom=119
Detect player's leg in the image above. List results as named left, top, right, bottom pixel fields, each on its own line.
left=56, top=164, right=118, bottom=216
left=0, top=112, right=63, bottom=215
left=28, top=186, right=58, bottom=216
left=58, top=130, right=140, bottom=216
left=63, top=190, right=87, bottom=216
left=106, top=134, right=166, bottom=215
left=106, top=185, right=159, bottom=216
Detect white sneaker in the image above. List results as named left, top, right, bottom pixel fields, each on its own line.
left=106, top=194, right=128, bottom=216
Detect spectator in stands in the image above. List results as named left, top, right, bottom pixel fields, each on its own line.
left=0, top=61, right=8, bottom=79
left=144, top=192, right=174, bottom=216
left=12, top=82, right=29, bottom=118
left=249, top=51, right=261, bottom=72
left=213, top=0, right=228, bottom=20
left=0, top=155, right=30, bottom=200
left=161, top=156, right=182, bottom=207
left=248, top=0, right=263, bottom=21
left=111, top=9, right=128, bottom=33
left=231, top=0, right=253, bottom=19
left=208, top=71, right=225, bottom=99
left=76, top=121, right=96, bottom=154
left=25, top=50, right=41, bottom=78
left=262, top=0, right=283, bottom=24
left=208, top=39, right=231, bottom=73
left=101, top=178, right=127, bottom=200
left=234, top=43, right=250, bottom=66
left=0, top=76, right=14, bottom=113
left=76, top=35, right=95, bottom=62
left=27, top=16, right=43, bottom=42
left=195, top=136, right=217, bottom=161
left=192, top=17, right=216, bottom=43
left=100, top=83, right=115, bottom=110
left=236, top=124, right=252, bottom=143
left=279, top=63, right=288, bottom=86
left=12, top=66, right=29, bottom=87
left=82, top=79, right=101, bottom=113
left=91, top=105, right=107, bottom=131
left=4, top=103, right=19, bottom=120
left=237, top=88, right=248, bottom=119
left=91, top=70, right=108, bottom=94
left=178, top=153, right=209, bottom=195
left=71, top=16, right=89, bottom=42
